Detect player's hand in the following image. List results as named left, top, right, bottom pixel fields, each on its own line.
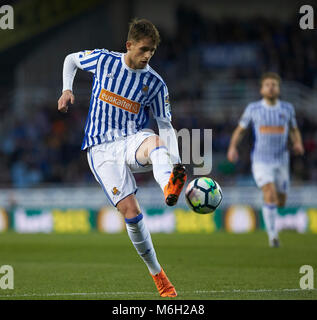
left=227, top=146, right=239, bottom=163
left=58, top=90, right=75, bottom=113
left=293, top=142, right=305, bottom=156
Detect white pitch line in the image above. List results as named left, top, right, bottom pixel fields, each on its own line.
left=192, top=288, right=317, bottom=293
left=0, top=288, right=316, bottom=298
left=0, top=291, right=157, bottom=298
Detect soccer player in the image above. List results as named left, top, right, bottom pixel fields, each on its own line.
left=227, top=72, right=304, bottom=247
left=57, top=18, right=187, bottom=297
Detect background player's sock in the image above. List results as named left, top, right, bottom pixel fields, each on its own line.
left=149, top=146, right=173, bottom=191
left=125, top=213, right=161, bottom=275
left=262, top=203, right=279, bottom=241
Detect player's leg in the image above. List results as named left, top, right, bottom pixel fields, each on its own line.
left=277, top=193, right=287, bottom=207
left=87, top=140, right=177, bottom=297
left=116, top=195, right=162, bottom=275
left=261, top=182, right=280, bottom=247
left=275, top=164, right=290, bottom=208
left=272, top=164, right=290, bottom=246
left=252, top=162, right=279, bottom=247
left=125, top=132, right=180, bottom=296
left=136, top=135, right=171, bottom=189
left=136, top=134, right=187, bottom=206
left=116, top=194, right=177, bottom=297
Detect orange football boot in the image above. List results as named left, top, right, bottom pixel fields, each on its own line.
left=151, top=268, right=177, bottom=298
left=164, top=164, right=187, bottom=206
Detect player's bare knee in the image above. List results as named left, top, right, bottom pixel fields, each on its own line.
left=116, top=195, right=141, bottom=219
left=118, top=206, right=140, bottom=219
left=262, top=184, right=278, bottom=204
left=138, top=135, right=164, bottom=159
left=147, top=135, right=164, bottom=153
left=265, top=191, right=278, bottom=204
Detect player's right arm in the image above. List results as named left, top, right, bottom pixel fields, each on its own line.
left=227, top=125, right=246, bottom=163
left=227, top=104, right=252, bottom=163
left=58, top=50, right=102, bottom=113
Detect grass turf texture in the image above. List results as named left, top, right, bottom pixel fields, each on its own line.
left=0, top=231, right=316, bottom=300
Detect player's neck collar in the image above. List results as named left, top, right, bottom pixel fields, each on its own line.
left=261, top=98, right=281, bottom=109
left=121, top=53, right=149, bottom=73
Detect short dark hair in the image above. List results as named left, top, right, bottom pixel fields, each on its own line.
left=127, top=18, right=160, bottom=47
left=260, top=72, right=282, bottom=86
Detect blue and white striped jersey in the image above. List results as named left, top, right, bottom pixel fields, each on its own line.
left=239, top=99, right=297, bottom=164
left=75, top=49, right=171, bottom=150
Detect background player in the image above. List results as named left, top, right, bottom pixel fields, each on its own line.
left=57, top=18, right=187, bottom=297
left=227, top=72, right=304, bottom=247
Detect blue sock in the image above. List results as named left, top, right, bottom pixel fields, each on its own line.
left=125, top=213, right=161, bottom=275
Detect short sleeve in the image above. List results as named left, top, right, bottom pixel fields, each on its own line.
left=239, top=104, right=252, bottom=128
left=75, top=49, right=103, bottom=74
left=150, top=83, right=172, bottom=121
left=289, top=104, right=298, bottom=128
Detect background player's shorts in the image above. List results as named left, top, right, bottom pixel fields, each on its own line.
left=87, top=130, right=156, bottom=207
left=251, top=162, right=290, bottom=193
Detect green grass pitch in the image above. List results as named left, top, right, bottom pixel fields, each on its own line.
left=0, top=231, right=316, bottom=300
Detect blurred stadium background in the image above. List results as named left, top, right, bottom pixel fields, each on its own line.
left=0, top=0, right=317, bottom=235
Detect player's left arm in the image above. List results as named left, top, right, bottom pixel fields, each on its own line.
left=156, top=118, right=181, bottom=164
left=289, top=105, right=304, bottom=155
left=150, top=83, right=181, bottom=164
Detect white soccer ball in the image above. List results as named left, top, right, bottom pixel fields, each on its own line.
left=185, top=177, right=223, bottom=214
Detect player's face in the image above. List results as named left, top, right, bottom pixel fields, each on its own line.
left=126, top=37, right=156, bottom=69
left=260, top=78, right=280, bottom=100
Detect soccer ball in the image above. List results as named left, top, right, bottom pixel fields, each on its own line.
left=185, top=177, right=223, bottom=214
